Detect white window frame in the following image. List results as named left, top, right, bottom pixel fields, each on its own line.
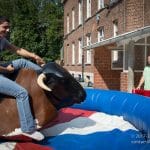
left=78, top=0, right=82, bottom=25
left=67, top=14, right=70, bottom=34
left=72, top=8, right=75, bottom=30
left=113, top=20, right=118, bottom=37
left=112, top=50, right=119, bottom=62
left=98, top=27, right=104, bottom=42
left=87, top=0, right=91, bottom=19
left=78, top=39, right=82, bottom=64
left=86, top=35, right=92, bottom=64
left=111, top=49, right=123, bottom=70
left=133, top=37, right=150, bottom=72
left=98, top=0, right=104, bottom=10
left=72, top=43, right=75, bottom=65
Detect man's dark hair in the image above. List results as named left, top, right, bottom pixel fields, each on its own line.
left=0, top=16, right=10, bottom=24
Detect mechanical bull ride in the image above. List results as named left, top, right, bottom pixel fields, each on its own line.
left=0, top=62, right=86, bottom=136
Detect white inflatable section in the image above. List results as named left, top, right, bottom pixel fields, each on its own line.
left=42, top=112, right=137, bottom=137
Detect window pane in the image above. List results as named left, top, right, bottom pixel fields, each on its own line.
left=78, top=39, right=82, bottom=63
left=134, top=45, right=145, bottom=70
left=72, top=43, right=75, bottom=64
left=135, top=38, right=145, bottom=44
left=111, top=50, right=123, bottom=69
left=72, top=9, right=75, bottom=30
left=98, top=0, right=104, bottom=10
left=78, top=0, right=82, bottom=25
left=113, top=20, right=118, bottom=37
left=147, top=36, right=150, bottom=44
left=87, top=0, right=91, bottom=18
left=147, top=46, right=150, bottom=57
left=98, top=28, right=104, bottom=42
left=67, top=15, right=69, bottom=33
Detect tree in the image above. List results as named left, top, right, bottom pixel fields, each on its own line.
left=0, top=0, right=63, bottom=62
left=38, top=0, right=64, bottom=61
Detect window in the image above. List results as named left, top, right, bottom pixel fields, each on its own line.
left=110, top=0, right=120, bottom=6
left=72, top=8, right=75, bottom=30
left=72, top=43, right=75, bottom=64
left=98, top=0, right=104, bottom=10
left=66, top=44, right=69, bottom=65
left=134, top=45, right=145, bottom=71
left=113, top=20, right=118, bottom=37
left=78, top=0, right=82, bottom=25
left=112, top=20, right=119, bottom=69
left=123, top=37, right=150, bottom=71
left=67, top=14, right=70, bottom=34
left=98, top=27, right=104, bottom=42
left=78, top=39, right=82, bottom=64
left=86, top=35, right=92, bottom=64
left=87, top=0, right=91, bottom=18
left=133, top=37, right=150, bottom=71
left=111, top=50, right=123, bottom=70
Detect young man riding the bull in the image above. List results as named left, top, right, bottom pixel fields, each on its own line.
left=0, top=16, right=45, bottom=141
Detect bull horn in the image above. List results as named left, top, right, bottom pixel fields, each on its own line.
left=37, top=73, right=52, bottom=91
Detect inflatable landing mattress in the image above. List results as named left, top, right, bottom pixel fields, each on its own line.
left=0, top=107, right=147, bottom=150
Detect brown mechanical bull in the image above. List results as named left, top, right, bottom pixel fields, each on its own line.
left=0, top=62, right=86, bottom=135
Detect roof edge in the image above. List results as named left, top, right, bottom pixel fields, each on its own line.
left=83, top=26, right=150, bottom=50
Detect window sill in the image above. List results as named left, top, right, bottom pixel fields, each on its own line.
left=85, top=63, right=92, bottom=65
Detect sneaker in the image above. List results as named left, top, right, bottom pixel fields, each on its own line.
left=22, top=131, right=44, bottom=141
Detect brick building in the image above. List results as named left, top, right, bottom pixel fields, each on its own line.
left=61, top=0, right=150, bottom=92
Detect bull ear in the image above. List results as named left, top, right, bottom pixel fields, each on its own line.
left=37, top=73, right=52, bottom=91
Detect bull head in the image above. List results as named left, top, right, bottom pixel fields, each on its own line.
left=37, top=62, right=86, bottom=109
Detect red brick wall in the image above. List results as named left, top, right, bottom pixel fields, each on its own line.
left=63, top=0, right=148, bottom=91
left=125, top=0, right=144, bottom=31
left=94, top=46, right=121, bottom=90
left=120, top=72, right=128, bottom=91
left=144, top=0, right=150, bottom=26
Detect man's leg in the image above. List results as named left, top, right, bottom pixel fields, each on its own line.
left=0, top=75, right=44, bottom=140
left=12, top=58, right=41, bottom=71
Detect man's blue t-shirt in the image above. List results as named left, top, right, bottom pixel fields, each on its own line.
left=0, top=38, right=11, bottom=67
left=0, top=37, right=11, bottom=51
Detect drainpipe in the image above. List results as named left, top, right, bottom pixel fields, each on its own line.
left=81, top=0, right=85, bottom=82
left=143, top=0, right=145, bottom=27
left=123, top=0, right=126, bottom=32
left=123, top=0, right=126, bottom=72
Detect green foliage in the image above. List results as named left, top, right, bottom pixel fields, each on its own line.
left=0, top=0, right=63, bottom=62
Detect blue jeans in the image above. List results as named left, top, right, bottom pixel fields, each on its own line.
left=0, top=58, right=41, bottom=132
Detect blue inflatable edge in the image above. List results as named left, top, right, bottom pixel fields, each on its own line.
left=72, top=88, right=150, bottom=139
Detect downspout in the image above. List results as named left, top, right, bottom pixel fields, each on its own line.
left=123, top=0, right=126, bottom=72
left=81, top=0, right=85, bottom=82
left=143, top=0, right=146, bottom=66
left=143, top=0, right=145, bottom=27
left=123, top=0, right=126, bottom=33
